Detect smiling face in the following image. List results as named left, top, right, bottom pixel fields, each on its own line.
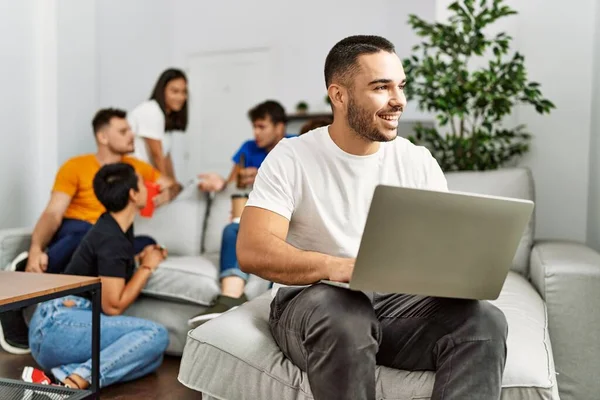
left=342, top=51, right=407, bottom=142
left=164, top=77, right=188, bottom=113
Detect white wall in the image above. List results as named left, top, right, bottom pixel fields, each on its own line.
left=587, top=2, right=600, bottom=250
left=96, top=0, right=174, bottom=111
left=56, top=0, right=98, bottom=165
left=0, top=1, right=58, bottom=229
left=436, top=0, right=597, bottom=242
left=172, top=0, right=433, bottom=118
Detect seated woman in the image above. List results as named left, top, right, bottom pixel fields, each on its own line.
left=23, top=163, right=169, bottom=390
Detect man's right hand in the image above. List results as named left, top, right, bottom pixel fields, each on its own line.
left=197, top=173, right=226, bottom=193
left=326, top=257, right=355, bottom=283
left=25, top=249, right=48, bottom=273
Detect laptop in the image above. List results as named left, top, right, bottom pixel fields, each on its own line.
left=321, top=185, right=534, bottom=300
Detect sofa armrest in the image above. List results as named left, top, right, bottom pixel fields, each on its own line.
left=530, top=240, right=600, bottom=400
left=0, top=228, right=31, bottom=271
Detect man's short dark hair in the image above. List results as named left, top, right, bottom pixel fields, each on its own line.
left=92, top=108, right=127, bottom=135
left=93, top=163, right=139, bottom=213
left=248, top=100, right=287, bottom=125
left=324, top=35, right=396, bottom=88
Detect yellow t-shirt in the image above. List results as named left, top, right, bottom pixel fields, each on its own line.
left=53, top=154, right=160, bottom=224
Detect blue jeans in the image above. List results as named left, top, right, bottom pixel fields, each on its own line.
left=29, top=296, right=169, bottom=388
left=46, top=218, right=156, bottom=274
left=219, top=223, right=248, bottom=281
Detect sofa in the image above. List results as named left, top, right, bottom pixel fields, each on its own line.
left=177, top=168, right=600, bottom=400
left=0, top=183, right=271, bottom=355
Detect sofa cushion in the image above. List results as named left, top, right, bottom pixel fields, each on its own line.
left=445, top=168, right=535, bottom=276
left=141, top=256, right=220, bottom=306
left=178, top=272, right=558, bottom=400
left=134, top=183, right=208, bottom=257
left=203, top=185, right=241, bottom=255
left=0, top=228, right=31, bottom=270
left=124, top=295, right=205, bottom=356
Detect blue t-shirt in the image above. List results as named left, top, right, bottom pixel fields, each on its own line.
left=232, top=135, right=295, bottom=168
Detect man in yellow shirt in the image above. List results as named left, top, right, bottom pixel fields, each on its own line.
left=20, top=108, right=178, bottom=275
left=0, top=108, right=179, bottom=355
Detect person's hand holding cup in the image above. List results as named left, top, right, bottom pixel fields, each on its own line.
left=231, top=194, right=249, bottom=224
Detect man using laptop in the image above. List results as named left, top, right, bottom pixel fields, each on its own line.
left=237, top=35, right=508, bottom=400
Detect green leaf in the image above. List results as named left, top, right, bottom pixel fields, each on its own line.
left=404, top=0, right=547, bottom=171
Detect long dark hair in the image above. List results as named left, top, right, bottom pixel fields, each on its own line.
left=150, top=68, right=188, bottom=131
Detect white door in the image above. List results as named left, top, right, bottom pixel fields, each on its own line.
left=181, top=48, right=275, bottom=181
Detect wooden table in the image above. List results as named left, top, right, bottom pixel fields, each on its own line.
left=0, top=271, right=101, bottom=399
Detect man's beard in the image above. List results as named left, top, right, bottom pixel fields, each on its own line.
left=347, top=95, right=399, bottom=143
left=108, top=143, right=134, bottom=155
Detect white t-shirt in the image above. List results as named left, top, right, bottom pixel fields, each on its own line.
left=128, top=100, right=172, bottom=163
left=245, top=126, right=448, bottom=294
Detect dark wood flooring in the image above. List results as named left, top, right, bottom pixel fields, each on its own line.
left=0, top=350, right=200, bottom=399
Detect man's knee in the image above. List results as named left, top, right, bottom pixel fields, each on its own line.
left=302, top=284, right=380, bottom=346
left=464, top=301, right=508, bottom=344
left=143, top=322, right=170, bottom=356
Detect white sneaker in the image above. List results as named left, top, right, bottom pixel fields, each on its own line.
left=6, top=251, right=28, bottom=272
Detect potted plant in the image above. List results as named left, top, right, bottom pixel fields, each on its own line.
left=402, top=0, right=555, bottom=171
left=296, top=101, right=309, bottom=115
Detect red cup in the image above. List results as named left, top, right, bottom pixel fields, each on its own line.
left=140, top=181, right=160, bottom=218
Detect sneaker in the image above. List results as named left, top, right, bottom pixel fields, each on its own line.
left=21, top=367, right=64, bottom=400
left=0, top=309, right=30, bottom=354
left=7, top=251, right=29, bottom=272
left=187, top=294, right=248, bottom=328
left=22, top=367, right=52, bottom=385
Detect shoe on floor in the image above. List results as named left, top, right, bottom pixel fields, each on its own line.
left=22, top=367, right=52, bottom=385
left=7, top=251, right=29, bottom=272
left=188, top=294, right=248, bottom=328
left=0, top=309, right=31, bottom=354
left=21, top=367, right=65, bottom=400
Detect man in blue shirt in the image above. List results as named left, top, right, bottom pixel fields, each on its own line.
left=190, top=100, right=294, bottom=325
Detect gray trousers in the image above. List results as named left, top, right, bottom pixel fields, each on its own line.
left=269, top=283, right=508, bottom=400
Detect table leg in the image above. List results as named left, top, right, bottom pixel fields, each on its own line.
left=91, top=288, right=101, bottom=396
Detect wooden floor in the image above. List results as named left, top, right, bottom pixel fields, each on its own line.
left=0, top=350, right=199, bottom=399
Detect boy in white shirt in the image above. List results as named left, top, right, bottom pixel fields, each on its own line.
left=237, top=35, right=508, bottom=400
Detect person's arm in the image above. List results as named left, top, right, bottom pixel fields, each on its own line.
left=134, top=158, right=179, bottom=206
left=164, top=154, right=177, bottom=181
left=100, top=247, right=165, bottom=316
left=26, top=192, right=72, bottom=273
left=226, top=163, right=240, bottom=183
left=153, top=174, right=181, bottom=207
left=143, top=138, right=168, bottom=177
left=236, top=140, right=353, bottom=284
left=197, top=164, right=236, bottom=193
left=197, top=141, right=250, bottom=192
left=237, top=207, right=354, bottom=285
